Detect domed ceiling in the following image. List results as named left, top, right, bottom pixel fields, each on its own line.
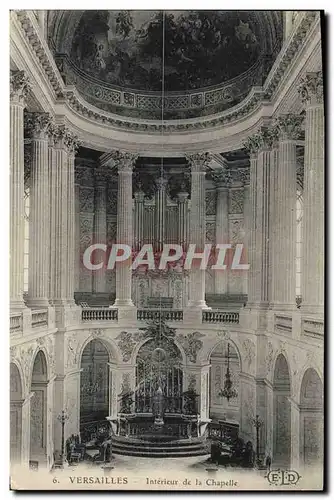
left=48, top=10, right=283, bottom=119
left=70, top=10, right=263, bottom=92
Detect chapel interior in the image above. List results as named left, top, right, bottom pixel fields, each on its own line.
left=10, top=10, right=324, bottom=474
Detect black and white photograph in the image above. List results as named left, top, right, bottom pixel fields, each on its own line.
left=9, top=9, right=324, bottom=491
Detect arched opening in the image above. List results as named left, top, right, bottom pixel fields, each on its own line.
left=80, top=339, right=110, bottom=433
left=209, top=341, right=240, bottom=424
left=300, top=368, right=323, bottom=467
left=30, top=351, right=48, bottom=464
left=135, top=338, right=183, bottom=414
left=273, top=353, right=291, bottom=467
left=10, top=363, right=23, bottom=464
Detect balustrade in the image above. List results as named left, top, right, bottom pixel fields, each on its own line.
left=10, top=312, right=23, bottom=333
left=31, top=309, right=48, bottom=328
left=302, top=318, right=324, bottom=339
left=81, top=308, right=118, bottom=322
left=274, top=314, right=292, bottom=334
left=202, top=311, right=239, bottom=324
left=137, top=309, right=183, bottom=322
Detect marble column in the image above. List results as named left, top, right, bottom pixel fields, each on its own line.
left=244, top=130, right=273, bottom=308
left=24, top=112, right=52, bottom=308
left=186, top=153, right=210, bottom=309
left=243, top=137, right=260, bottom=306
left=214, top=171, right=230, bottom=294
left=177, top=191, right=189, bottom=248
left=113, top=151, right=137, bottom=309
left=134, top=189, right=145, bottom=250
left=74, top=170, right=81, bottom=293
left=10, top=71, right=30, bottom=310
left=269, top=142, right=279, bottom=308
left=67, top=143, right=78, bottom=305
left=49, top=125, right=80, bottom=307
left=298, top=72, right=324, bottom=315
left=242, top=171, right=251, bottom=296
left=93, top=169, right=107, bottom=293
left=272, top=114, right=303, bottom=309
left=155, top=177, right=167, bottom=251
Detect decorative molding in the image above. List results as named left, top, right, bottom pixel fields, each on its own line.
left=176, top=331, right=205, bottom=364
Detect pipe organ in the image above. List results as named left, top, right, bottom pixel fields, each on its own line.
left=75, top=156, right=249, bottom=308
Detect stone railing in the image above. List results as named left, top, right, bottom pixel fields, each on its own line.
left=202, top=311, right=239, bottom=324
left=10, top=312, right=23, bottom=334
left=274, top=314, right=292, bottom=335
left=59, top=55, right=262, bottom=120
left=81, top=308, right=118, bottom=322
left=302, top=318, right=324, bottom=339
left=137, top=309, right=183, bottom=322
left=31, top=309, right=48, bottom=328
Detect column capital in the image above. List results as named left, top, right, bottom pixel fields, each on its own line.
left=110, top=150, right=138, bottom=172
left=240, top=169, right=250, bottom=186
left=53, top=125, right=81, bottom=154
left=134, top=189, right=145, bottom=202
left=243, top=133, right=262, bottom=157
left=10, top=70, right=31, bottom=104
left=177, top=191, right=189, bottom=202
left=258, top=126, right=279, bottom=150
left=298, top=71, right=323, bottom=105
left=24, top=111, right=53, bottom=140
left=186, top=152, right=212, bottom=172
left=211, top=167, right=231, bottom=188
left=274, top=113, right=304, bottom=140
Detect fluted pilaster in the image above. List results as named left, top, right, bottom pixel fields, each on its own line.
left=155, top=177, right=167, bottom=251
left=74, top=169, right=81, bottom=292
left=92, top=168, right=107, bottom=293
left=177, top=192, right=189, bottom=248
left=213, top=169, right=231, bottom=294
left=134, top=189, right=145, bottom=250
left=24, top=111, right=52, bottom=307
left=298, top=71, right=324, bottom=315
left=113, top=151, right=137, bottom=308
left=49, top=125, right=80, bottom=305
left=186, top=153, right=211, bottom=309
left=10, top=71, right=30, bottom=309
left=272, top=114, right=303, bottom=309
left=241, top=170, right=251, bottom=295
left=244, top=129, right=273, bottom=307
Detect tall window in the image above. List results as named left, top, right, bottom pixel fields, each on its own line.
left=23, top=188, right=30, bottom=293
left=296, top=189, right=303, bottom=302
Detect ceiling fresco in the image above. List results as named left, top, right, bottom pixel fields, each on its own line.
left=70, top=11, right=262, bottom=92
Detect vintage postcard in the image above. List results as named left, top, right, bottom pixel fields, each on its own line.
left=9, top=9, right=324, bottom=491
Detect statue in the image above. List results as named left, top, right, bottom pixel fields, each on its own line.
left=152, top=385, right=165, bottom=426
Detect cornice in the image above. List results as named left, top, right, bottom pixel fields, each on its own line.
left=11, top=10, right=321, bottom=150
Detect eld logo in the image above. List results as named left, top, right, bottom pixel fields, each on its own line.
left=266, top=469, right=301, bottom=486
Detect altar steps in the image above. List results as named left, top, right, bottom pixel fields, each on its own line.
left=111, top=436, right=209, bottom=458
